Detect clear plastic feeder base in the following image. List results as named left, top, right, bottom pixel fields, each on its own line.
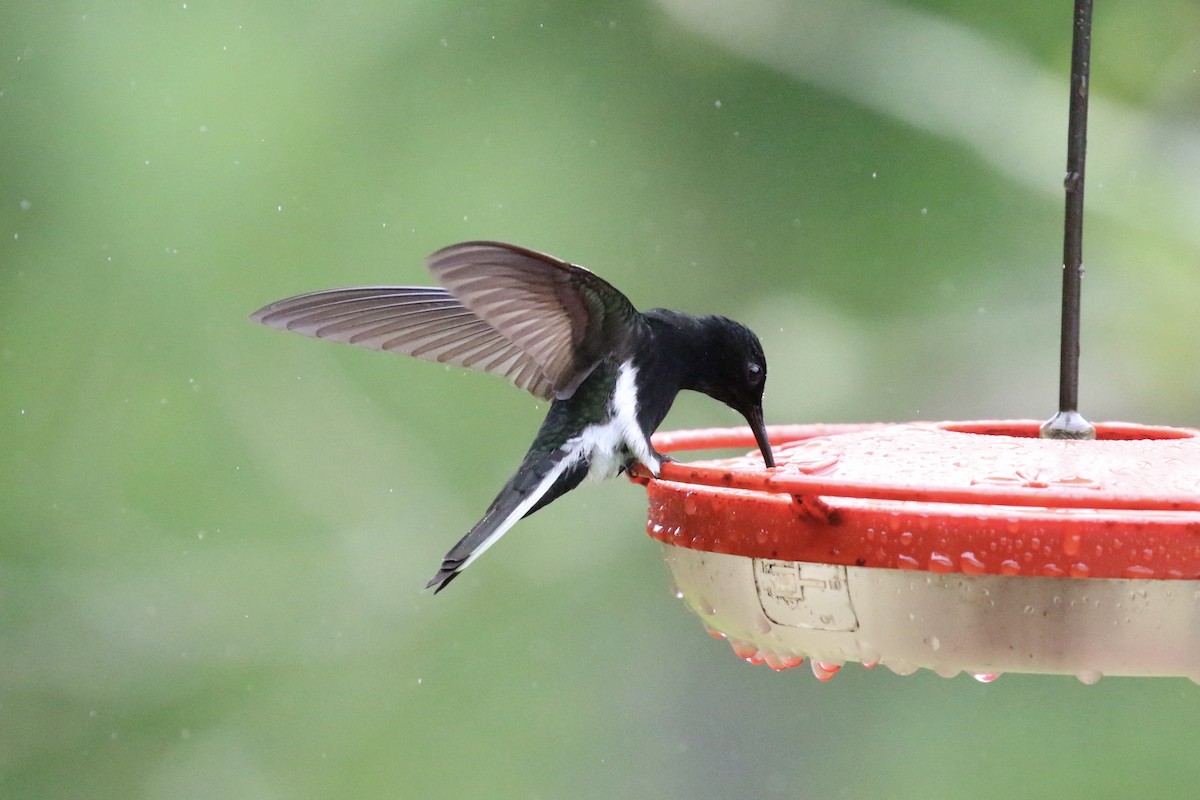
left=664, top=545, right=1200, bottom=682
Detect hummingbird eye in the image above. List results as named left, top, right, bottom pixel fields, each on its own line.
left=747, top=361, right=764, bottom=385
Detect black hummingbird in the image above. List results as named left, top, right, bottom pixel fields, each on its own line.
left=250, top=241, right=774, bottom=592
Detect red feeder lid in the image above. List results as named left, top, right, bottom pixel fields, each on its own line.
left=635, top=421, right=1200, bottom=681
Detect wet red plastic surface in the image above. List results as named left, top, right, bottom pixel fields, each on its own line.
left=638, top=421, right=1200, bottom=580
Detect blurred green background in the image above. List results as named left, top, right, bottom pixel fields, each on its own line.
left=4, top=1, right=1200, bottom=797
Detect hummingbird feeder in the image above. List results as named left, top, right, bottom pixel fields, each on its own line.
left=632, top=0, right=1200, bottom=681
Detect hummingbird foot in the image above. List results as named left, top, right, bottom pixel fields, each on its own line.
left=650, top=451, right=675, bottom=477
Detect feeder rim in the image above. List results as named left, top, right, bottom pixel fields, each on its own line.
left=636, top=420, right=1200, bottom=514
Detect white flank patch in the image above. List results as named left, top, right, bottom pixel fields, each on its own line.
left=578, top=361, right=660, bottom=480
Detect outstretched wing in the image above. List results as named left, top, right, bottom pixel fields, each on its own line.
left=249, top=241, right=642, bottom=401
left=426, top=241, right=642, bottom=399
left=250, top=286, right=559, bottom=400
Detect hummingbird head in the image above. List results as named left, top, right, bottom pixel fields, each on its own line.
left=694, top=316, right=775, bottom=468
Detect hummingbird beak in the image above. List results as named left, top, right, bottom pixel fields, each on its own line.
left=743, top=405, right=775, bottom=468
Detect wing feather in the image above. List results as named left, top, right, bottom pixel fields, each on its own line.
left=250, top=286, right=556, bottom=399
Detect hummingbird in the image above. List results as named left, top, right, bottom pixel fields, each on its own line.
left=250, top=241, right=774, bottom=592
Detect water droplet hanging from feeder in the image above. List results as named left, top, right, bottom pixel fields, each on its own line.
left=632, top=0, right=1200, bottom=682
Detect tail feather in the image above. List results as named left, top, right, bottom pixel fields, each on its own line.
left=425, top=448, right=590, bottom=592
left=426, top=564, right=464, bottom=594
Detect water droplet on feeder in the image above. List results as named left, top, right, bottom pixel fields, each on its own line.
left=933, top=664, right=960, bottom=679
left=764, top=651, right=803, bottom=671
left=860, top=649, right=881, bottom=669
left=811, top=661, right=841, bottom=681
left=928, top=553, right=953, bottom=573
left=728, top=639, right=757, bottom=660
